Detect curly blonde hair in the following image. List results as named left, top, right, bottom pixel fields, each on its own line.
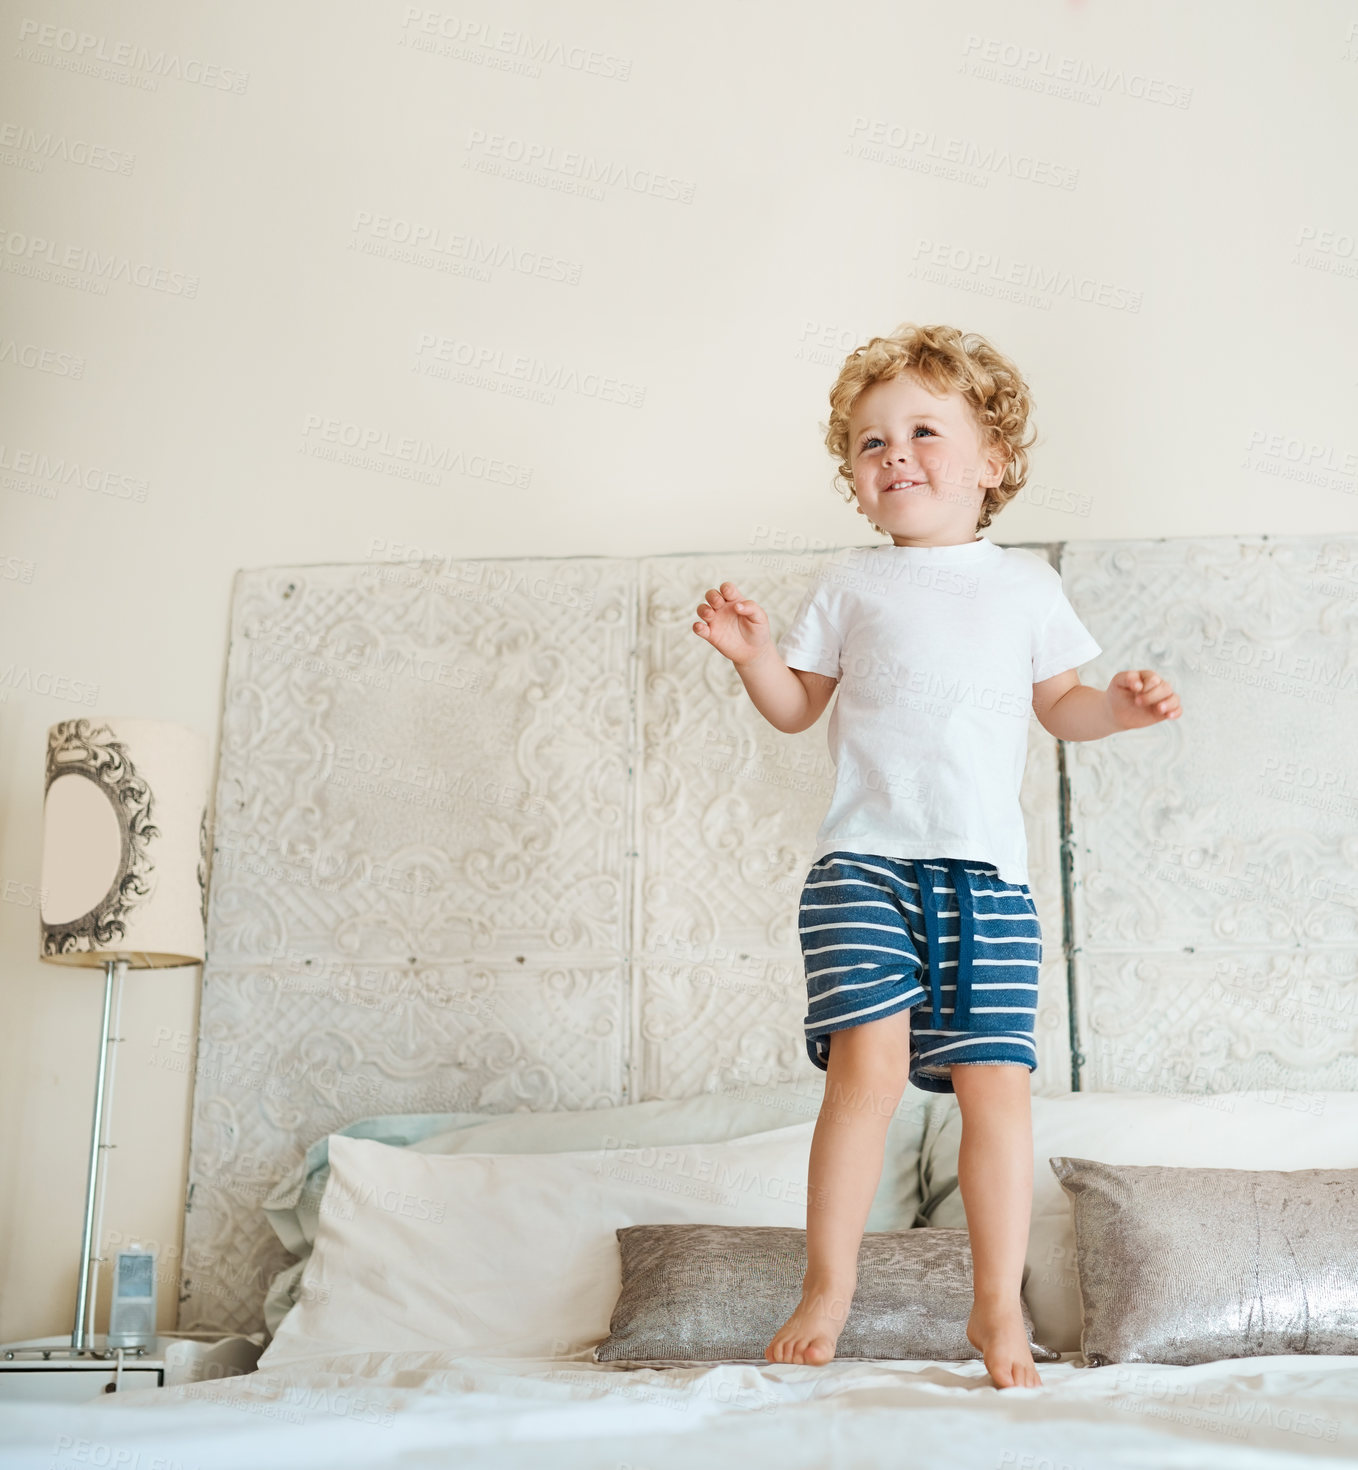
left=824, top=322, right=1036, bottom=531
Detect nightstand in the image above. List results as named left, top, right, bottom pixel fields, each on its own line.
left=0, top=1333, right=263, bottom=1403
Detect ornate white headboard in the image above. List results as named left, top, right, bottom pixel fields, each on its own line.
left=177, top=534, right=1358, bottom=1335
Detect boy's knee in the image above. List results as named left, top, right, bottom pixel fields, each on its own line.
left=826, top=1014, right=909, bottom=1062
left=823, top=1031, right=911, bottom=1107
left=950, top=1060, right=1033, bottom=1101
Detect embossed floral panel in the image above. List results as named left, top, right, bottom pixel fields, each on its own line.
left=179, top=558, right=637, bottom=1333
left=1061, top=535, right=1358, bottom=1092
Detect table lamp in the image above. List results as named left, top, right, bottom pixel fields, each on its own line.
left=36, top=716, right=209, bottom=1359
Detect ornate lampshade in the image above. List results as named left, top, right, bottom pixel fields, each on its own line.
left=39, top=718, right=209, bottom=969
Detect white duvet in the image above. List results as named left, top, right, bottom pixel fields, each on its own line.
left=6, top=1349, right=1358, bottom=1470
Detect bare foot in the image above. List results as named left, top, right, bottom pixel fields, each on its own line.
left=966, top=1296, right=1044, bottom=1388
left=765, top=1278, right=855, bottom=1365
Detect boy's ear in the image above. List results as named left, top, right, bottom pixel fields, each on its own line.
left=982, top=441, right=1009, bottom=489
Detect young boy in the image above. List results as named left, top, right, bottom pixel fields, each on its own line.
left=692, top=322, right=1181, bottom=1388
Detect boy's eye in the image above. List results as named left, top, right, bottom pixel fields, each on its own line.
left=858, top=426, right=935, bottom=451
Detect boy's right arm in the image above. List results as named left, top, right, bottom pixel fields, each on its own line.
left=692, top=580, right=839, bottom=734
left=736, top=650, right=838, bottom=734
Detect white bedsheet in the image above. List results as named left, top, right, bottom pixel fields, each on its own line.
left=5, top=1350, right=1358, bottom=1469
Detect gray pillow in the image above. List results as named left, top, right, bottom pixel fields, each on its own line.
left=594, top=1223, right=1060, bottom=1364
left=1051, top=1156, right=1358, bottom=1366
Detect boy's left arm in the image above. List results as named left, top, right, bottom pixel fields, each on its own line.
left=1032, top=668, right=1182, bottom=741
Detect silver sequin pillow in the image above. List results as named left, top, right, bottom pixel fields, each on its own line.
left=593, top=1223, right=1060, bottom=1364
left=1051, top=1156, right=1358, bottom=1366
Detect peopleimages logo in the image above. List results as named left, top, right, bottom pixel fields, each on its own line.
left=846, top=115, right=1079, bottom=191
left=959, top=34, right=1193, bottom=109
left=328, top=1178, right=447, bottom=1223
left=463, top=128, right=696, bottom=203
left=398, top=8, right=633, bottom=81
left=349, top=209, right=583, bottom=285
left=0, top=226, right=199, bottom=296
left=0, top=440, right=146, bottom=497
left=594, top=1141, right=807, bottom=1206
left=0, top=340, right=87, bottom=379
left=299, top=414, right=532, bottom=488
left=0, top=121, right=136, bottom=174
left=907, top=239, right=1143, bottom=314
left=0, top=663, right=98, bottom=704
left=15, top=18, right=250, bottom=92
left=413, top=332, right=646, bottom=408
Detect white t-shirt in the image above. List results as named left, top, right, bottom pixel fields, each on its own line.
left=775, top=536, right=1101, bottom=887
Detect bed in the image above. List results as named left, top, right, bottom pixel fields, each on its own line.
left=11, top=1085, right=1358, bottom=1468
left=11, top=1089, right=1358, bottom=1468
left=6, top=535, right=1357, bottom=1467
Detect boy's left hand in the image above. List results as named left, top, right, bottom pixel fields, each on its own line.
left=1106, top=669, right=1182, bottom=729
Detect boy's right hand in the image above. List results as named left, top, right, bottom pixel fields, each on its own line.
left=693, top=582, right=770, bottom=667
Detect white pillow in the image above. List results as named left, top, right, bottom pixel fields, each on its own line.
left=258, top=1121, right=816, bottom=1369
left=258, top=1087, right=929, bottom=1336
left=922, top=1090, right=1358, bottom=1354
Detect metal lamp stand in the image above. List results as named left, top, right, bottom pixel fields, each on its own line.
left=1, top=957, right=142, bottom=1368
left=67, top=956, right=126, bottom=1356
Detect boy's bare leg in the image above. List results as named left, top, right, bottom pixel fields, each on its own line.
left=766, top=1011, right=911, bottom=1365
left=950, top=1062, right=1042, bottom=1388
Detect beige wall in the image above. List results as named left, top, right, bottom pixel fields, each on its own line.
left=3, top=0, right=1356, bottom=1342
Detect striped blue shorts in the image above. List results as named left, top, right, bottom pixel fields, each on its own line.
left=799, top=851, right=1041, bottom=1094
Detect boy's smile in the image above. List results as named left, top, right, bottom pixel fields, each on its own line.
left=847, top=373, right=1007, bottom=547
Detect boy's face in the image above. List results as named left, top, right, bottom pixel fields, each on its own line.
left=846, top=373, right=1007, bottom=546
